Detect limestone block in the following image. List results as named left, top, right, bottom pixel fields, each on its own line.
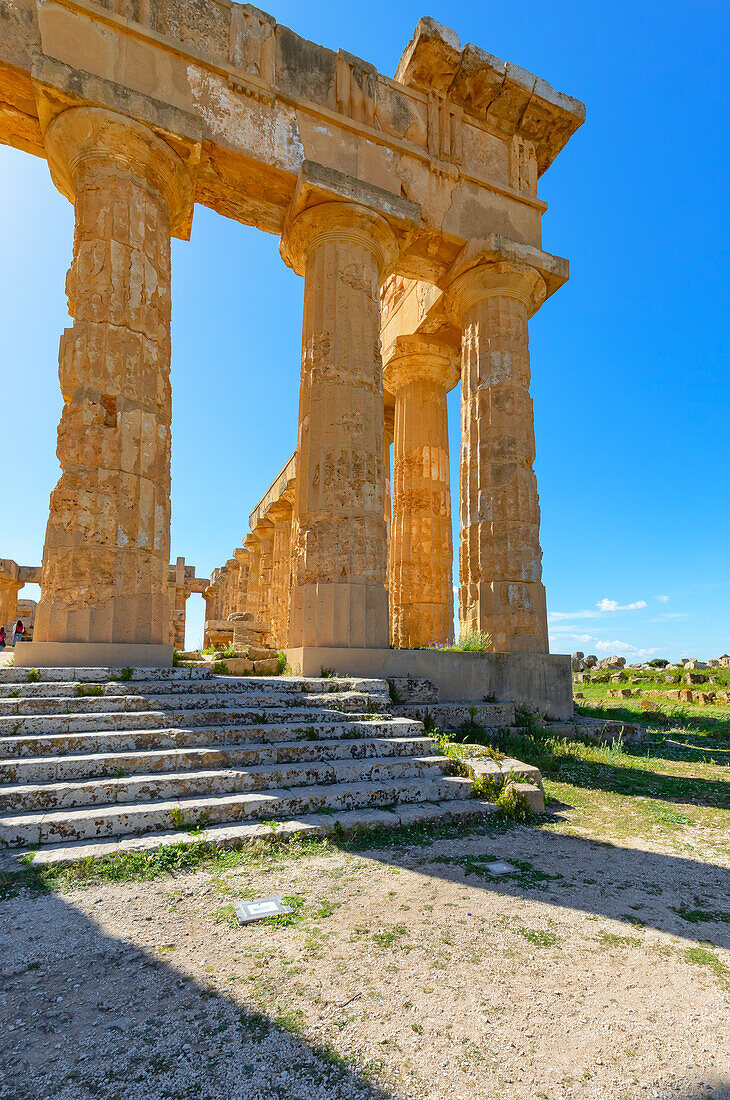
left=220, top=658, right=254, bottom=674
left=253, top=658, right=280, bottom=675
left=507, top=781, right=544, bottom=813
left=238, top=645, right=275, bottom=662
left=387, top=677, right=439, bottom=704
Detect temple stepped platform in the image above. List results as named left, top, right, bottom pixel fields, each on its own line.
left=0, top=668, right=497, bottom=865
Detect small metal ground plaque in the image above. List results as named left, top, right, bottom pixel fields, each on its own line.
left=234, top=897, right=292, bottom=924
left=485, top=860, right=518, bottom=876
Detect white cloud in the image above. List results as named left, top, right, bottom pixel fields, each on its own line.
left=549, top=598, right=647, bottom=622
left=548, top=631, right=660, bottom=658
left=596, top=598, right=647, bottom=612
left=655, top=595, right=670, bottom=603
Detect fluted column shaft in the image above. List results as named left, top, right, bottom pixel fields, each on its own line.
left=445, top=259, right=548, bottom=652
left=34, top=107, right=191, bottom=645
left=0, top=578, right=22, bottom=631
left=223, top=559, right=239, bottom=621
left=268, top=500, right=294, bottom=647
left=254, top=524, right=275, bottom=626
left=243, top=535, right=261, bottom=621
left=384, top=337, right=458, bottom=648
left=233, top=548, right=250, bottom=616
left=281, top=202, right=397, bottom=648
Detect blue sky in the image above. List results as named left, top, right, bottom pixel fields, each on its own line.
left=1, top=0, right=728, bottom=659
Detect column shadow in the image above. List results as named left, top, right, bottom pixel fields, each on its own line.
left=332, top=820, right=730, bottom=950
left=1, top=888, right=399, bottom=1100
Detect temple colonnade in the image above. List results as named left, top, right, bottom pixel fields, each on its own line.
left=2, top=9, right=582, bottom=667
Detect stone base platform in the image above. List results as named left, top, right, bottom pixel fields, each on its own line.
left=285, top=647, right=573, bottom=720
left=12, top=642, right=173, bottom=668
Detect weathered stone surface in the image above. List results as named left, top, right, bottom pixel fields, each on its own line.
left=384, top=336, right=459, bottom=648
left=282, top=201, right=398, bottom=649
left=444, top=249, right=551, bottom=652
left=2, top=3, right=583, bottom=673
left=34, top=107, right=192, bottom=648
left=387, top=677, right=440, bottom=704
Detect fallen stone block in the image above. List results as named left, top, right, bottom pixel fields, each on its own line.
left=253, top=658, right=280, bottom=675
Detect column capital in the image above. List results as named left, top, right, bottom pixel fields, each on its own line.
left=267, top=498, right=293, bottom=524
left=252, top=518, right=274, bottom=541
left=225, top=557, right=240, bottom=574
left=444, top=259, right=546, bottom=322
left=280, top=200, right=399, bottom=278
left=383, top=334, right=460, bottom=393
left=44, top=106, right=194, bottom=236
left=442, top=236, right=569, bottom=322
left=243, top=533, right=259, bottom=553
left=233, top=547, right=250, bottom=567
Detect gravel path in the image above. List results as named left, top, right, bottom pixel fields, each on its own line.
left=1, top=821, right=729, bottom=1100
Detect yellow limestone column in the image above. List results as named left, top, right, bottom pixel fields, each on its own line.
left=444, top=257, right=549, bottom=652
left=34, top=107, right=191, bottom=646
left=383, top=400, right=395, bottom=544
left=224, top=559, right=239, bottom=620
left=202, top=586, right=215, bottom=649
left=0, top=573, right=22, bottom=631
left=384, top=336, right=459, bottom=648
left=243, top=534, right=261, bottom=620
left=254, top=522, right=275, bottom=626
left=267, top=497, right=294, bottom=647
left=233, top=547, right=250, bottom=615
left=383, top=400, right=395, bottom=643
left=281, top=202, right=397, bottom=649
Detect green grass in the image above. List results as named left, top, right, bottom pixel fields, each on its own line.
left=0, top=817, right=519, bottom=898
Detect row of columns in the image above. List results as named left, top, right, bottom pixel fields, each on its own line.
left=33, top=102, right=549, bottom=658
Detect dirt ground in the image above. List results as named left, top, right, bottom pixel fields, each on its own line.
left=1, top=811, right=729, bottom=1100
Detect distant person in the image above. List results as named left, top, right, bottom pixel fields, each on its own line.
left=0, top=626, right=5, bottom=651
left=11, top=619, right=23, bottom=646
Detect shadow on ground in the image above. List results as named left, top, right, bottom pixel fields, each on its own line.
left=336, top=819, right=730, bottom=950
left=2, top=821, right=730, bottom=1099
left=0, top=888, right=397, bottom=1100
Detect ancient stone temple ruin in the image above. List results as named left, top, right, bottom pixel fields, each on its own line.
left=1, top=0, right=584, bottom=711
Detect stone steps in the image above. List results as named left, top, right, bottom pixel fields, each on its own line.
left=0, top=705, right=395, bottom=737
left=0, top=717, right=419, bottom=758
left=0, top=735, right=435, bottom=784
left=0, top=775, right=473, bottom=847
left=0, top=754, right=450, bottom=813
left=0, top=667, right=213, bottom=684
left=9, top=798, right=497, bottom=869
left=0, top=690, right=381, bottom=717
left=0, top=667, right=499, bottom=861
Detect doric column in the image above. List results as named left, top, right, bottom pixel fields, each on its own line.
left=233, top=547, right=250, bottom=616
left=253, top=522, right=274, bottom=626
left=202, top=586, right=215, bottom=649
left=384, top=336, right=459, bottom=648
left=243, top=534, right=261, bottom=620
left=33, top=106, right=192, bottom=647
left=267, top=496, right=294, bottom=646
left=0, top=562, right=22, bottom=631
left=281, top=202, right=397, bottom=649
left=223, top=559, right=239, bottom=621
left=444, top=254, right=548, bottom=652
left=383, top=400, right=395, bottom=543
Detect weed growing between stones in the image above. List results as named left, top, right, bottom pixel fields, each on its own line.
left=76, top=684, right=104, bottom=697
left=25, top=669, right=40, bottom=683
left=276, top=652, right=290, bottom=674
